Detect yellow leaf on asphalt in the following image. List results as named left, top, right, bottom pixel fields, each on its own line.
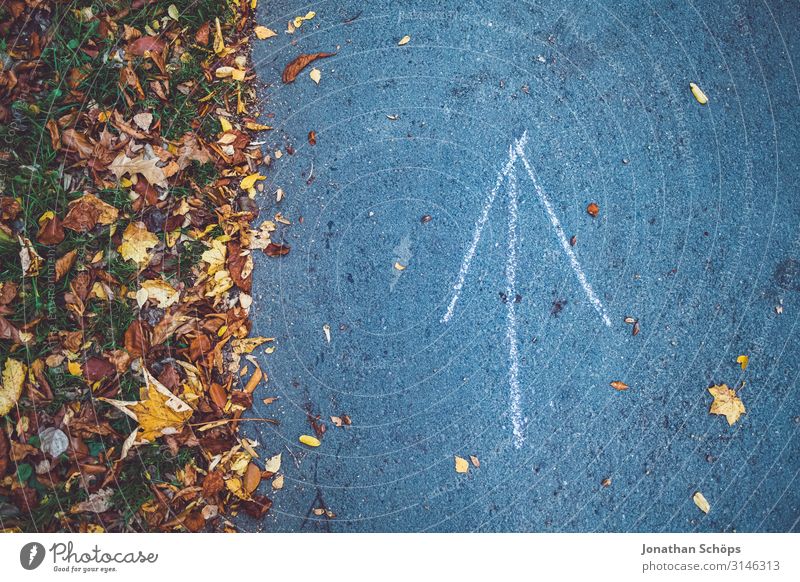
left=0, top=358, right=26, bottom=416
left=708, top=384, right=746, bottom=426
left=398, top=35, right=411, bottom=46
left=455, top=456, right=469, bottom=473
left=299, top=434, right=321, bottom=447
left=240, top=173, right=266, bottom=190
left=693, top=491, right=710, bottom=514
left=736, top=355, right=749, bottom=370
left=118, top=222, right=159, bottom=268
left=309, top=68, right=321, bottom=84
left=254, top=26, right=277, bottom=39
left=690, top=82, right=708, bottom=105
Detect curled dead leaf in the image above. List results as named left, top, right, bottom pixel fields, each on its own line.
left=282, top=52, right=336, bottom=83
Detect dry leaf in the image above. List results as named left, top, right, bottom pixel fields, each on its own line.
left=693, top=491, right=710, bottom=514
left=690, top=82, right=708, bottom=105
left=309, top=68, right=321, bottom=84
left=18, top=236, right=43, bottom=277
left=118, top=222, right=159, bottom=268
left=71, top=488, right=114, bottom=514
left=264, top=453, right=281, bottom=473
left=454, top=456, right=469, bottom=473
left=272, top=474, right=284, bottom=490
left=398, top=35, right=411, bottom=46
left=587, top=202, right=600, bottom=217
left=0, top=358, right=26, bottom=416
left=282, top=52, right=336, bottom=83
left=139, top=279, right=179, bottom=308
left=299, top=434, right=320, bottom=447
left=108, top=152, right=178, bottom=186
left=254, top=26, right=277, bottom=40
left=469, top=455, right=480, bottom=468
left=736, top=355, right=749, bottom=370
left=610, top=380, right=629, bottom=391
left=708, top=384, right=745, bottom=426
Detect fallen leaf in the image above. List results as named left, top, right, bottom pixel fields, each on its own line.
left=690, top=82, right=708, bottom=105
left=587, top=202, right=600, bottom=217
left=139, top=279, right=179, bottom=308
left=272, top=474, right=284, bottom=490
left=254, top=26, right=277, bottom=40
left=133, top=112, right=153, bottom=131
left=39, top=427, right=69, bottom=458
left=455, top=456, right=469, bottom=474
left=0, top=358, right=26, bottom=416
left=263, top=453, right=281, bottom=473
left=736, top=355, right=749, bottom=370
left=299, top=434, right=320, bottom=447
left=100, top=369, right=193, bottom=442
left=610, top=380, right=629, bottom=391
left=693, top=491, right=710, bottom=514
left=243, top=462, right=261, bottom=493
left=469, top=455, right=480, bottom=468
left=398, top=35, right=411, bottom=46
left=393, top=262, right=406, bottom=271
left=108, top=152, right=178, bottom=186
left=127, top=36, right=166, bottom=56
left=36, top=213, right=65, bottom=245
left=309, top=68, right=321, bottom=84
left=240, top=173, right=265, bottom=190
left=55, top=249, right=78, bottom=282
left=264, top=243, right=290, bottom=257
left=18, top=236, right=43, bottom=277
left=71, top=488, right=114, bottom=514
left=282, top=52, right=336, bottom=83
left=118, top=222, right=159, bottom=268
left=62, top=193, right=119, bottom=231
left=708, top=384, right=745, bottom=426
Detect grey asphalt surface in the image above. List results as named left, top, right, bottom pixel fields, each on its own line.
left=240, top=0, right=800, bottom=532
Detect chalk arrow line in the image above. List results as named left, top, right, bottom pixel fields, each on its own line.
left=441, top=132, right=613, bottom=446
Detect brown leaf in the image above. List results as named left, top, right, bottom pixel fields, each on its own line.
left=36, top=214, right=65, bottom=245
left=202, top=470, right=224, bottom=498
left=124, top=319, right=151, bottom=359
left=242, top=494, right=272, bottom=519
left=195, top=22, right=210, bottom=46
left=0, top=282, right=18, bottom=305
left=61, top=128, right=94, bottom=158
left=586, top=202, right=600, bottom=217
left=243, top=462, right=262, bottom=494
left=128, top=36, right=166, bottom=56
left=264, top=243, right=290, bottom=257
left=55, top=249, right=78, bottom=282
left=84, top=357, right=116, bottom=383
left=610, top=381, right=629, bottom=391
left=282, top=52, right=336, bottom=83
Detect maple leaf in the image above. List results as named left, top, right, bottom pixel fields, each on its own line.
left=708, top=384, right=746, bottom=426
left=108, top=152, right=178, bottom=186
left=118, top=222, right=159, bottom=268
left=0, top=358, right=26, bottom=416
left=100, top=369, right=193, bottom=445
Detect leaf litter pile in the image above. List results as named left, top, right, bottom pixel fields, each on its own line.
left=0, top=0, right=302, bottom=532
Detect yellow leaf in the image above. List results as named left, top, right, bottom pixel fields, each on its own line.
left=139, top=279, right=179, bottom=308
left=299, top=434, right=321, bottom=447
left=219, top=116, right=232, bottom=132
left=398, top=35, right=411, bottom=46
left=254, top=26, right=277, bottom=40
left=167, top=4, right=179, bottom=20
left=240, top=173, right=266, bottom=190
left=309, top=68, right=321, bottom=84
left=213, top=17, right=225, bottom=55
left=101, top=370, right=192, bottom=442
left=272, top=474, right=284, bottom=490
left=736, top=355, right=749, bottom=370
left=693, top=491, right=710, bottom=514
left=67, top=361, right=82, bottom=376
left=454, top=456, right=469, bottom=473
left=393, top=262, right=406, bottom=271
left=118, top=222, right=159, bottom=268
left=690, top=82, right=708, bottom=105
left=708, top=384, right=746, bottom=426
left=0, top=358, right=26, bottom=416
